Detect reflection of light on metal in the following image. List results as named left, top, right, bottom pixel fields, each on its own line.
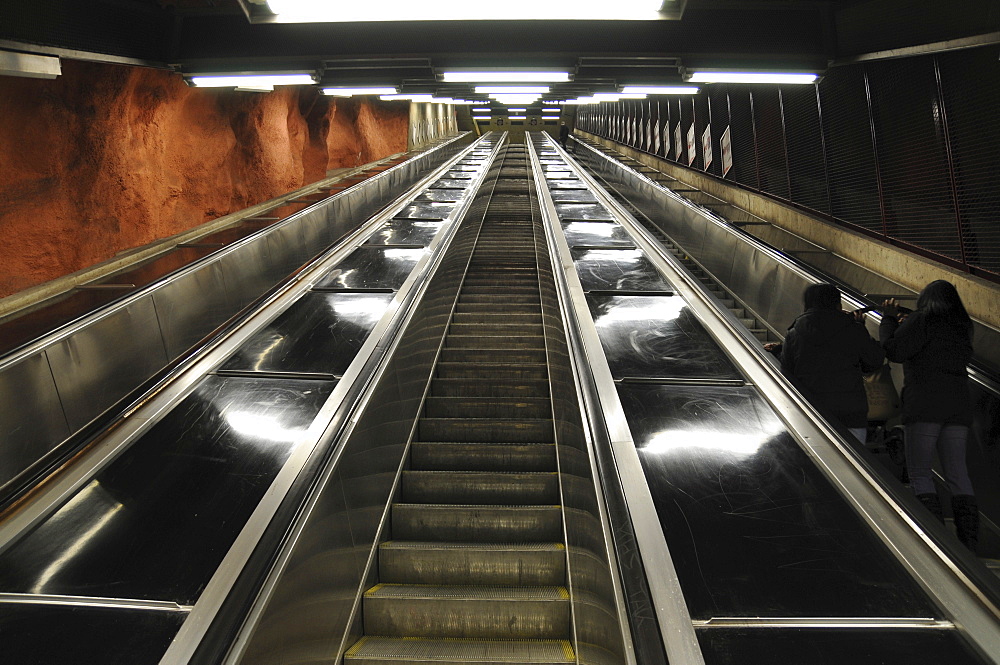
left=31, top=481, right=123, bottom=594
left=224, top=411, right=302, bottom=445
left=566, top=222, right=616, bottom=237
left=324, top=294, right=393, bottom=318
left=642, top=428, right=776, bottom=458
left=252, top=334, right=286, bottom=372
left=383, top=248, right=424, bottom=260
left=594, top=296, right=684, bottom=326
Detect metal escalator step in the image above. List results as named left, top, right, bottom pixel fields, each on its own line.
left=430, top=378, right=549, bottom=398
left=458, top=295, right=541, bottom=305
left=449, top=323, right=544, bottom=337
left=410, top=442, right=556, bottom=472
left=451, top=312, right=542, bottom=325
left=402, top=470, right=559, bottom=504
left=418, top=418, right=554, bottom=443
left=439, top=348, right=546, bottom=364
left=424, top=396, right=551, bottom=419
left=362, top=584, right=570, bottom=639
left=345, top=636, right=575, bottom=665
left=459, top=287, right=540, bottom=295
left=391, top=504, right=562, bottom=542
left=435, top=362, right=548, bottom=381
left=443, top=335, right=545, bottom=350
left=379, top=542, right=566, bottom=586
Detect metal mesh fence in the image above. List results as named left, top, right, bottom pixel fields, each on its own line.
left=577, top=44, right=1000, bottom=280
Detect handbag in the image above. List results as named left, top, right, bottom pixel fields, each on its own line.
left=864, top=362, right=901, bottom=422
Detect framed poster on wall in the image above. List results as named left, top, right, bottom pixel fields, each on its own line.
left=686, top=124, right=696, bottom=166
left=702, top=124, right=712, bottom=170
left=721, top=125, right=733, bottom=177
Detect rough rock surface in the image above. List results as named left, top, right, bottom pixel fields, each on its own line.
left=0, top=60, right=409, bottom=297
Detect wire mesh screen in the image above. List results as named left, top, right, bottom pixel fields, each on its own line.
left=577, top=44, right=999, bottom=280
left=867, top=55, right=961, bottom=262
left=782, top=85, right=831, bottom=215
left=752, top=86, right=790, bottom=200
left=938, top=46, right=1000, bottom=274
left=728, top=87, right=758, bottom=187
left=819, top=66, right=884, bottom=234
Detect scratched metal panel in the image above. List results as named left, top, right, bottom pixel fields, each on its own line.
left=152, top=261, right=234, bottom=360
left=47, top=296, right=168, bottom=431
left=0, top=352, right=71, bottom=493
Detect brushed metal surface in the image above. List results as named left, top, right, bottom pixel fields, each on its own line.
left=152, top=260, right=233, bottom=359
left=0, top=353, right=71, bottom=494
left=47, top=296, right=169, bottom=430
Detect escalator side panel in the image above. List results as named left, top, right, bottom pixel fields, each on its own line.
left=0, top=375, right=334, bottom=604
left=0, top=603, right=187, bottom=664
left=617, top=382, right=941, bottom=620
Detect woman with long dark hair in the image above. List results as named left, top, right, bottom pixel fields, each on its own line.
left=881, top=280, right=977, bottom=551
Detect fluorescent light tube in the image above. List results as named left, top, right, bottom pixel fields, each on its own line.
left=443, top=71, right=570, bottom=83
left=687, top=72, right=818, bottom=84
left=266, top=0, right=664, bottom=21
left=323, top=86, right=398, bottom=96
left=509, top=116, right=528, bottom=120
left=191, top=74, right=315, bottom=87
left=473, top=108, right=492, bottom=112
left=621, top=85, right=699, bottom=94
left=489, top=95, right=541, bottom=104
left=505, top=108, right=527, bottom=112
left=472, top=115, right=491, bottom=120
left=380, top=94, right=434, bottom=101
left=476, top=86, right=549, bottom=94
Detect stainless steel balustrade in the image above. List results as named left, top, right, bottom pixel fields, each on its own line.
left=529, top=132, right=1000, bottom=664
left=0, top=133, right=504, bottom=665
left=568, top=135, right=1000, bottom=563
left=0, top=132, right=474, bottom=503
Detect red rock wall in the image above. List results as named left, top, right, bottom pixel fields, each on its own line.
left=0, top=60, right=409, bottom=298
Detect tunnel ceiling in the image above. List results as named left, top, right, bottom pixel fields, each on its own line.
left=3, top=0, right=998, bottom=94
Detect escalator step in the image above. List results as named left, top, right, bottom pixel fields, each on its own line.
left=362, top=584, right=570, bottom=639
left=458, top=295, right=541, bottom=305
left=410, top=442, right=556, bottom=472
left=401, top=470, right=559, bottom=504
left=345, top=636, right=575, bottom=665
left=430, top=378, right=549, bottom=398
left=449, top=323, right=544, bottom=336
left=451, top=312, right=543, bottom=326
left=439, top=347, right=546, bottom=364
left=443, top=335, right=544, bottom=350
left=418, top=418, right=554, bottom=443
left=435, top=362, right=548, bottom=381
left=424, top=396, right=551, bottom=419
left=379, top=541, right=566, bottom=586
left=391, top=504, right=563, bottom=542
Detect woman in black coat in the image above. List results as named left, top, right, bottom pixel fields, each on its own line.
left=881, top=280, right=977, bottom=551
left=775, top=283, right=884, bottom=443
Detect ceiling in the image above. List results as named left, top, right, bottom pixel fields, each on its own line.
left=3, top=0, right=998, bottom=103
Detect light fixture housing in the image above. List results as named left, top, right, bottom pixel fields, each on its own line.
left=190, top=74, right=315, bottom=88
left=476, top=86, right=549, bottom=94
left=621, top=85, right=699, bottom=94
left=686, top=71, right=818, bottom=84
left=322, top=86, right=398, bottom=96
left=442, top=71, right=570, bottom=83
left=0, top=50, right=61, bottom=79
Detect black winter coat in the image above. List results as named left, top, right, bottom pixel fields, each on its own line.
left=781, top=308, right=885, bottom=428
left=879, top=311, right=973, bottom=425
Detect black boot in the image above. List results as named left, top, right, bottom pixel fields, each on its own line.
left=917, top=493, right=944, bottom=522
left=952, top=494, right=979, bottom=553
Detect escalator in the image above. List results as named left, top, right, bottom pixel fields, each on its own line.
left=345, top=144, right=576, bottom=663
